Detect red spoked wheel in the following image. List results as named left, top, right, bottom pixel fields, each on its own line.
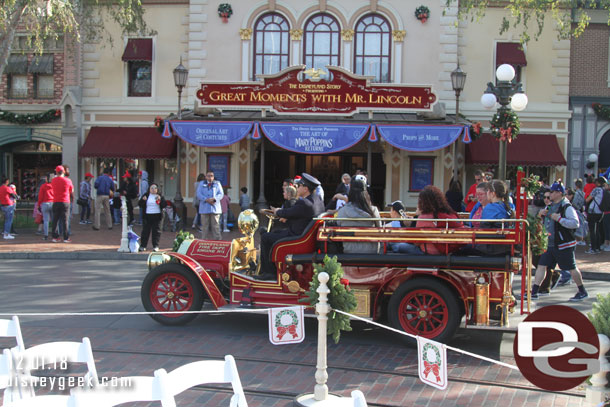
left=141, top=264, right=204, bottom=325
left=389, top=278, right=461, bottom=344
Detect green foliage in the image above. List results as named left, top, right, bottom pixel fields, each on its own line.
left=490, top=109, right=520, bottom=142
left=300, top=255, right=358, bottom=344
left=0, top=0, right=154, bottom=75
left=592, top=103, right=610, bottom=121
left=444, top=0, right=608, bottom=43
left=173, top=230, right=194, bottom=252
left=588, top=292, right=610, bottom=337
left=527, top=213, right=548, bottom=256
left=0, top=109, right=61, bottom=125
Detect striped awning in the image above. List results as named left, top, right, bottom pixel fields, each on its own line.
left=29, top=54, right=54, bottom=74
left=4, top=55, right=28, bottom=74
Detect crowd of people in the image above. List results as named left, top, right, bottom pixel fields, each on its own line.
left=0, top=164, right=605, bottom=301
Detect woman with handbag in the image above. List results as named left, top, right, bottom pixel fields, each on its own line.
left=138, top=183, right=166, bottom=252
left=78, top=173, right=93, bottom=224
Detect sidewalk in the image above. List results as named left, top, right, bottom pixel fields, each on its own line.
left=0, top=220, right=609, bottom=280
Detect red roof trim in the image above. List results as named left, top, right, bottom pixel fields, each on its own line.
left=79, top=127, right=176, bottom=159
left=465, top=133, right=566, bottom=167
left=496, top=42, right=527, bottom=67
left=121, top=39, right=153, bottom=62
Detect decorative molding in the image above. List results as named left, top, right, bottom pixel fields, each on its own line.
left=290, top=29, right=303, bottom=41
left=341, top=29, right=354, bottom=41
left=239, top=28, right=252, bottom=40
left=392, top=30, right=406, bottom=42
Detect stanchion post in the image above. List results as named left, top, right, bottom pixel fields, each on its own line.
left=118, top=196, right=130, bottom=252
left=586, top=334, right=610, bottom=405
left=314, top=271, right=330, bottom=401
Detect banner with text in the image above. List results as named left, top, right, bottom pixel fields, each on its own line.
left=259, top=123, right=371, bottom=154
left=164, top=121, right=253, bottom=147
left=376, top=125, right=469, bottom=152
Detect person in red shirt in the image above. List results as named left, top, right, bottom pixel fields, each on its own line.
left=464, top=169, right=484, bottom=212
left=50, top=166, right=74, bottom=242
left=37, top=174, right=54, bottom=240
left=0, top=178, right=16, bottom=239
left=583, top=174, right=595, bottom=199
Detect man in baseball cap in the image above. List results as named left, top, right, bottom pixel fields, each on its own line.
left=256, top=172, right=325, bottom=280
left=524, top=180, right=588, bottom=302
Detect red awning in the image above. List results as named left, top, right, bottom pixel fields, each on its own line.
left=466, top=133, right=566, bottom=167
left=121, top=39, right=153, bottom=62
left=496, top=42, right=527, bottom=67
left=79, top=127, right=176, bottom=159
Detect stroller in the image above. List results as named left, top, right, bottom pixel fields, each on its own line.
left=161, top=200, right=181, bottom=232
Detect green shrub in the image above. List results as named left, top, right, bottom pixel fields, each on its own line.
left=588, top=292, right=610, bottom=338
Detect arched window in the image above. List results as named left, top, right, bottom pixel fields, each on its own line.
left=253, top=13, right=290, bottom=78
left=353, top=14, right=391, bottom=83
left=303, top=13, right=340, bottom=72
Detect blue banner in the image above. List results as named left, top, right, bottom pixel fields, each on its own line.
left=376, top=125, right=468, bottom=152
left=168, top=121, right=253, bottom=147
left=259, top=123, right=371, bottom=154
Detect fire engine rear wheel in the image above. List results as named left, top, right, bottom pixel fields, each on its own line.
left=141, top=264, right=204, bottom=326
left=389, top=278, right=461, bottom=344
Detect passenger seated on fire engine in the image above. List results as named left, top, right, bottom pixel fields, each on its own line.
left=336, top=175, right=381, bottom=254
left=392, top=185, right=461, bottom=255
left=255, top=173, right=325, bottom=280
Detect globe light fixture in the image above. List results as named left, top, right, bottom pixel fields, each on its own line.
left=481, top=93, right=497, bottom=109
left=480, top=63, right=528, bottom=180
left=588, top=153, right=599, bottom=163
left=496, top=64, right=515, bottom=82
left=510, top=93, right=528, bottom=111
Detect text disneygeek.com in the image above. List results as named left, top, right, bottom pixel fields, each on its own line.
left=7, top=376, right=133, bottom=391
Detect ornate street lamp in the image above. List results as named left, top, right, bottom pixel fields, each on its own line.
left=450, top=65, right=467, bottom=180
left=173, top=57, right=188, bottom=227
left=480, top=64, right=528, bottom=180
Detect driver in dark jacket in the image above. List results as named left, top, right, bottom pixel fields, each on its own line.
left=256, top=173, right=325, bottom=280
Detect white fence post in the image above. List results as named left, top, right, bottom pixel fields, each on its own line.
left=586, top=334, right=610, bottom=406
left=314, top=271, right=330, bottom=401
left=117, top=196, right=130, bottom=252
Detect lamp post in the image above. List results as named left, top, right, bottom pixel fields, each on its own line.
left=480, top=64, right=528, bottom=181
left=450, top=65, right=467, bottom=181
left=173, top=58, right=188, bottom=227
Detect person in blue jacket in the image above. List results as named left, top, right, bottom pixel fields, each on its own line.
left=481, top=180, right=514, bottom=228
left=196, top=171, right=224, bottom=240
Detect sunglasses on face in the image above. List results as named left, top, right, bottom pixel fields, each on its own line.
left=544, top=196, right=551, bottom=200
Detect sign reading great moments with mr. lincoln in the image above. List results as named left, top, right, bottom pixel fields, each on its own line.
left=195, top=66, right=437, bottom=115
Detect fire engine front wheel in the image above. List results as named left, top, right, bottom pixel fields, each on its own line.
left=389, top=278, right=461, bottom=344
left=141, top=264, right=205, bottom=326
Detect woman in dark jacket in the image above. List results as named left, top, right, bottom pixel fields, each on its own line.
left=138, top=183, right=167, bottom=252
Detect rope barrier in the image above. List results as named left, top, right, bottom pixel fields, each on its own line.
left=1, top=308, right=518, bottom=371
left=333, top=310, right=519, bottom=370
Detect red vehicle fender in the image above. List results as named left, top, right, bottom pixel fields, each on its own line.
left=168, top=253, right=228, bottom=309
left=376, top=269, right=469, bottom=318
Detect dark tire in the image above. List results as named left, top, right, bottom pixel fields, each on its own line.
left=388, top=277, right=461, bottom=345
left=141, top=263, right=204, bottom=325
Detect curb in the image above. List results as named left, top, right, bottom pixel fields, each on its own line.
left=580, top=270, right=610, bottom=282
left=0, top=251, right=148, bottom=261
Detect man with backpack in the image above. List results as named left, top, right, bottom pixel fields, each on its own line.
left=522, top=181, right=588, bottom=302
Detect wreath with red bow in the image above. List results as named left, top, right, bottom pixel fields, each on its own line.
left=490, top=109, right=520, bottom=143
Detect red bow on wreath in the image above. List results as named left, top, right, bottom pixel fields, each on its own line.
left=423, top=361, right=441, bottom=383
left=276, top=324, right=298, bottom=340
left=500, top=127, right=512, bottom=143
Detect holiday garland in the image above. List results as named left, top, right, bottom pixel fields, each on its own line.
left=490, top=109, right=520, bottom=142
left=415, top=5, right=430, bottom=22
left=592, top=103, right=610, bottom=121
left=0, top=108, right=61, bottom=125
left=469, top=121, right=482, bottom=141
left=300, top=255, right=357, bottom=344
left=173, top=230, right=194, bottom=251
left=154, top=116, right=164, bottom=133
left=218, top=3, right=233, bottom=20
